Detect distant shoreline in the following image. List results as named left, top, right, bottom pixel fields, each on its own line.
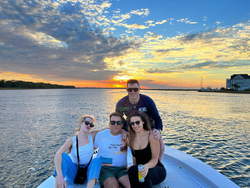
left=0, top=87, right=197, bottom=91
left=1, top=87, right=250, bottom=93
left=0, top=88, right=74, bottom=90
left=197, top=90, right=250, bottom=94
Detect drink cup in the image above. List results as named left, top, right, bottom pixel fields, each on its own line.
left=138, top=164, right=144, bottom=183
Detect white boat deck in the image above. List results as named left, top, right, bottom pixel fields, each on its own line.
left=38, top=146, right=239, bottom=188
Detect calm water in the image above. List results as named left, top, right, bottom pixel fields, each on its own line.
left=0, top=89, right=249, bottom=187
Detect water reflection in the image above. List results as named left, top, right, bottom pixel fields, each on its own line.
left=0, top=89, right=249, bottom=187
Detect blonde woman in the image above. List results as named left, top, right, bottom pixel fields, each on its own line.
left=53, top=114, right=102, bottom=188
left=126, top=112, right=166, bottom=188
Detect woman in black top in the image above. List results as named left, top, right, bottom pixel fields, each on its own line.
left=126, top=112, right=166, bottom=188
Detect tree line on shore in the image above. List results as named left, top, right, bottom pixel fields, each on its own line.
left=0, top=80, right=75, bottom=89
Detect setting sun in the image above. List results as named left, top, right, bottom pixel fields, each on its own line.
left=113, top=75, right=132, bottom=82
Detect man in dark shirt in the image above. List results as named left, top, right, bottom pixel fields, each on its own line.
left=116, top=79, right=165, bottom=161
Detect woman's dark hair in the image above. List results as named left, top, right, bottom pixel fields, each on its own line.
left=127, top=111, right=151, bottom=150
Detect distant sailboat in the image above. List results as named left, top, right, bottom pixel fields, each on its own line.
left=198, top=75, right=205, bottom=92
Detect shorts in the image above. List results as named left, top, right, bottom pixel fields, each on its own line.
left=99, top=166, right=128, bottom=185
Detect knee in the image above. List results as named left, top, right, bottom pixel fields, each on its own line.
left=104, top=177, right=120, bottom=188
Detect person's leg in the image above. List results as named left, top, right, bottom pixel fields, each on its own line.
left=103, top=177, right=120, bottom=188
left=116, top=166, right=130, bottom=188
left=53, top=153, right=78, bottom=184
left=86, top=158, right=102, bottom=188
left=128, top=165, right=166, bottom=188
left=118, top=175, right=130, bottom=188
left=86, top=179, right=95, bottom=188
left=128, top=165, right=141, bottom=188
left=147, top=165, right=166, bottom=185
left=159, top=136, right=165, bottom=162
left=99, top=166, right=118, bottom=188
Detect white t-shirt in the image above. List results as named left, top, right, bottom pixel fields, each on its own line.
left=71, top=134, right=93, bottom=165
left=94, top=129, right=127, bottom=167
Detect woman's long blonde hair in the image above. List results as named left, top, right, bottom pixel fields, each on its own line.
left=69, top=114, right=96, bottom=153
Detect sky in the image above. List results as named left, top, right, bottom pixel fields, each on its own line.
left=0, top=0, right=250, bottom=89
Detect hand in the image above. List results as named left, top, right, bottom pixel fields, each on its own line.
left=150, top=129, right=161, bottom=140
left=141, top=164, right=149, bottom=177
left=122, top=131, right=128, bottom=141
left=56, top=175, right=67, bottom=188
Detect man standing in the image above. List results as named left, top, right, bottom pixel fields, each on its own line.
left=94, top=112, right=130, bottom=188
left=116, top=79, right=165, bottom=161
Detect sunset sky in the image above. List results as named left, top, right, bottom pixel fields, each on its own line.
left=0, top=0, right=250, bottom=89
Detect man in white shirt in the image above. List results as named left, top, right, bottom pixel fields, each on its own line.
left=94, top=112, right=130, bottom=188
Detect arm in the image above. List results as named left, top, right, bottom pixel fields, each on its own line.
left=116, top=98, right=129, bottom=131
left=146, top=96, right=163, bottom=139
left=133, top=156, right=136, bottom=166
left=147, top=98, right=163, bottom=131
left=121, top=128, right=129, bottom=139
left=90, top=127, right=109, bottom=141
left=115, top=98, right=125, bottom=115
left=150, top=129, right=161, bottom=140
left=141, top=134, right=159, bottom=177
left=54, top=138, right=73, bottom=188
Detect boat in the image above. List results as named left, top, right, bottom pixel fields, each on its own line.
left=38, top=145, right=239, bottom=188
left=198, top=74, right=205, bottom=92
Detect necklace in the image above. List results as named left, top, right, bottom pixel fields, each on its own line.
left=136, top=132, right=149, bottom=141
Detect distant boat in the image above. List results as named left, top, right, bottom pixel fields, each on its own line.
left=198, top=88, right=205, bottom=92
left=38, top=146, right=239, bottom=188
left=198, top=75, right=205, bottom=92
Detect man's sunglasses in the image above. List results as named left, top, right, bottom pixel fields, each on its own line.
left=85, top=121, right=94, bottom=127
left=129, top=121, right=141, bottom=126
left=127, top=88, right=139, bottom=92
left=110, top=121, right=123, bottom=126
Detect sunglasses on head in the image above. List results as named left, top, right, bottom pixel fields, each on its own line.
left=127, top=88, right=139, bottom=92
left=110, top=121, right=123, bottom=125
left=129, top=120, right=141, bottom=126
left=84, top=121, right=94, bottom=127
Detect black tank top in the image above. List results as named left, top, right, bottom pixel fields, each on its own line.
left=133, top=143, right=152, bottom=165
left=132, top=133, right=162, bottom=166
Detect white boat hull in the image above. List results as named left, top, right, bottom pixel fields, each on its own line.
left=38, top=145, right=239, bottom=188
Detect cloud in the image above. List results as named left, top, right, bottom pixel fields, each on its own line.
left=179, top=61, right=250, bottom=70
left=0, top=0, right=140, bottom=81
left=145, top=68, right=181, bottom=74
left=134, top=21, right=250, bottom=75
left=155, top=48, right=184, bottom=54
left=130, top=8, right=150, bottom=16
left=0, top=0, right=249, bottom=89
left=122, top=23, right=149, bottom=30
left=177, top=18, right=198, bottom=24
left=155, top=20, right=167, bottom=25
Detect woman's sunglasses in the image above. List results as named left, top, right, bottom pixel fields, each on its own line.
left=127, top=88, right=139, bottom=92
left=129, top=121, right=141, bottom=126
left=84, top=121, right=94, bottom=127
